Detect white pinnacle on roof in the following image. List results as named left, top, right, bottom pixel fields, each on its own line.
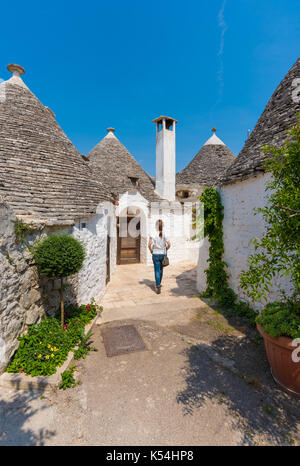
left=105, top=127, right=118, bottom=139
left=6, top=63, right=29, bottom=90
left=204, top=127, right=225, bottom=146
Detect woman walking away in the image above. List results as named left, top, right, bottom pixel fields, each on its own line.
left=148, top=219, right=171, bottom=294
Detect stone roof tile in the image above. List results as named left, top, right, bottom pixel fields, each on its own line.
left=88, top=131, right=161, bottom=202
left=0, top=73, right=111, bottom=225
left=219, top=58, right=300, bottom=185
left=176, top=131, right=235, bottom=186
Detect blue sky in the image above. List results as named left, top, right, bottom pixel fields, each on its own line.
left=1, top=0, right=299, bottom=175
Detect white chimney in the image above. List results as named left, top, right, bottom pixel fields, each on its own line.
left=152, top=115, right=177, bottom=201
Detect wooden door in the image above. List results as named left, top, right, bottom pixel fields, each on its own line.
left=117, top=216, right=141, bottom=265
left=106, top=235, right=110, bottom=284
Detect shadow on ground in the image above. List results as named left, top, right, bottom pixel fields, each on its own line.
left=138, top=278, right=156, bottom=292
left=0, top=388, right=55, bottom=445
left=170, top=267, right=198, bottom=298
left=176, top=333, right=300, bottom=445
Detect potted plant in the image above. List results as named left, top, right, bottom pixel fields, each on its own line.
left=240, top=117, right=300, bottom=397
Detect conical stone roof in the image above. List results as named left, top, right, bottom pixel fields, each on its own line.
left=176, top=129, right=235, bottom=186
left=219, top=58, right=300, bottom=185
left=88, top=129, right=160, bottom=202
left=0, top=66, right=110, bottom=225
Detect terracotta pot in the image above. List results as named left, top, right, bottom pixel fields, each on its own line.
left=257, top=324, right=300, bottom=398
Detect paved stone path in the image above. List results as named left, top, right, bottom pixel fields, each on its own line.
left=100, top=262, right=205, bottom=325
left=0, top=262, right=299, bottom=446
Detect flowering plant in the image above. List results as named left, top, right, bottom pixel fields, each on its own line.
left=7, top=299, right=102, bottom=377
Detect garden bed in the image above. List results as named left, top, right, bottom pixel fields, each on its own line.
left=0, top=301, right=102, bottom=392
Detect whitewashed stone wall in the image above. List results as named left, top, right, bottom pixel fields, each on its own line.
left=196, top=236, right=210, bottom=293
left=73, top=202, right=117, bottom=304
left=196, top=173, right=293, bottom=310
left=0, top=201, right=76, bottom=372
left=0, top=200, right=116, bottom=373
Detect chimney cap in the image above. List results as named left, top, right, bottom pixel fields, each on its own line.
left=7, top=64, right=25, bottom=76
left=152, top=115, right=178, bottom=124
left=107, top=127, right=115, bottom=133
left=212, top=127, right=217, bottom=133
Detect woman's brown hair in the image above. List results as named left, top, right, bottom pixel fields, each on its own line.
left=157, top=219, right=163, bottom=237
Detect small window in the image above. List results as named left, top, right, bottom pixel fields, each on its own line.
left=80, top=222, right=87, bottom=230
left=128, top=176, right=139, bottom=187
left=176, top=190, right=190, bottom=199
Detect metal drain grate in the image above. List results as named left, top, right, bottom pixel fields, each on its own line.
left=101, top=325, right=146, bottom=357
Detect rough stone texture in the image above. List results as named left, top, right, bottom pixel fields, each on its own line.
left=0, top=75, right=111, bottom=225
left=88, top=131, right=161, bottom=202
left=219, top=58, right=300, bottom=185
left=176, top=142, right=235, bottom=186
left=0, top=200, right=112, bottom=373
left=0, top=201, right=45, bottom=372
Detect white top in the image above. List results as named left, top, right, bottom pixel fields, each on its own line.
left=150, top=232, right=169, bottom=255
left=204, top=133, right=225, bottom=146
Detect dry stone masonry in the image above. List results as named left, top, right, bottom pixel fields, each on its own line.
left=0, top=57, right=299, bottom=372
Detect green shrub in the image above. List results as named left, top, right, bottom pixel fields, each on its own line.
left=33, top=234, right=85, bottom=279
left=240, top=117, right=300, bottom=304
left=73, top=329, right=97, bottom=360
left=256, top=301, right=300, bottom=339
left=33, top=234, right=85, bottom=327
left=6, top=301, right=101, bottom=376
left=59, top=365, right=78, bottom=390
left=14, top=220, right=34, bottom=244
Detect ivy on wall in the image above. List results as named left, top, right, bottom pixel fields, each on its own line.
left=14, top=220, right=34, bottom=244
left=199, top=187, right=236, bottom=308
left=198, top=187, right=258, bottom=325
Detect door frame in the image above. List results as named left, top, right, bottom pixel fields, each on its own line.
left=116, top=215, right=141, bottom=265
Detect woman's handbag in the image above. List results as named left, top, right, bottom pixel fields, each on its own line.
left=162, top=255, right=169, bottom=267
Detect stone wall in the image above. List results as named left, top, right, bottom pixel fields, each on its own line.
left=0, top=201, right=71, bottom=372
left=73, top=202, right=116, bottom=304
left=196, top=173, right=293, bottom=310
left=0, top=200, right=115, bottom=372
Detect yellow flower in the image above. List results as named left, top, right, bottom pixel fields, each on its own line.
left=39, top=342, right=42, bottom=344
left=50, top=347, right=54, bottom=351
left=51, top=353, right=54, bottom=358
left=38, top=354, right=42, bottom=358
left=45, top=355, right=50, bottom=360
left=54, top=347, right=58, bottom=351
left=47, top=344, right=51, bottom=349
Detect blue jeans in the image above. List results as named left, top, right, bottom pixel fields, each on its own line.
left=152, top=254, right=165, bottom=286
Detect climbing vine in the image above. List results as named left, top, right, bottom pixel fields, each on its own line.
left=198, top=187, right=258, bottom=325
left=199, top=187, right=235, bottom=308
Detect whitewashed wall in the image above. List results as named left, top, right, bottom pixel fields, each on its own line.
left=116, top=191, right=200, bottom=266
left=73, top=202, right=116, bottom=304
left=196, top=173, right=293, bottom=310
left=146, top=205, right=200, bottom=266
left=196, top=236, right=210, bottom=293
